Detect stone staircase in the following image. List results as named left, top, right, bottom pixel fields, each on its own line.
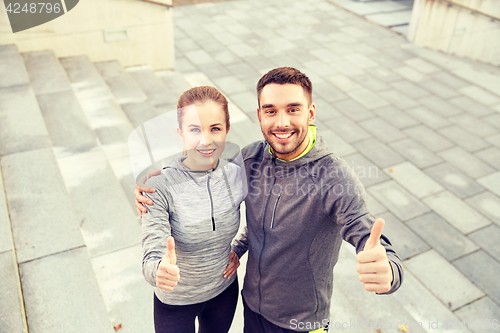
left=0, top=44, right=214, bottom=332
left=0, top=40, right=265, bottom=332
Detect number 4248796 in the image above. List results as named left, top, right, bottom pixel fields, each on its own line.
left=6, top=2, right=62, bottom=14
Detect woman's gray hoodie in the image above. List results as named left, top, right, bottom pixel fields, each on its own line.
left=142, top=156, right=246, bottom=305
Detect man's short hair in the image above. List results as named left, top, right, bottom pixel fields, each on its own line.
left=256, top=67, right=313, bottom=106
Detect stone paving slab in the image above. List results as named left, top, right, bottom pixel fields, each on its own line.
left=449, top=96, right=496, bottom=117
left=341, top=153, right=389, bottom=187
left=359, top=117, right=406, bottom=143
left=418, top=95, right=463, bottom=117
left=378, top=89, right=419, bottom=110
left=333, top=99, right=374, bottom=122
left=0, top=44, right=30, bottom=89
left=368, top=181, right=430, bottom=221
left=469, top=225, right=500, bottom=261
left=477, top=172, right=500, bottom=198
left=0, top=251, right=27, bottom=332
left=474, top=147, right=500, bottom=171
left=56, top=150, right=141, bottom=258
left=325, top=116, right=372, bottom=143
left=0, top=85, right=52, bottom=156
left=391, top=269, right=473, bottom=333
left=330, top=243, right=427, bottom=333
left=423, top=191, right=491, bottom=234
left=378, top=212, right=430, bottom=260
left=459, top=86, right=500, bottom=106
left=383, top=161, right=443, bottom=198
left=424, top=163, right=485, bottom=199
left=372, top=105, right=419, bottom=129
left=389, top=138, right=443, bottom=169
left=404, top=250, right=484, bottom=311
left=20, top=247, right=115, bottom=333
left=406, top=106, right=452, bottom=129
left=406, top=212, right=479, bottom=261
left=347, top=88, right=389, bottom=109
left=438, top=126, right=490, bottom=153
left=21, top=51, right=72, bottom=96
left=37, top=90, right=97, bottom=157
left=1, top=148, right=84, bottom=263
left=353, top=138, right=405, bottom=168
left=454, top=297, right=500, bottom=333
left=418, top=80, right=460, bottom=99
left=402, top=125, right=454, bottom=152
left=91, top=245, right=154, bottom=333
left=450, top=114, right=498, bottom=138
left=454, top=251, right=500, bottom=305
left=465, top=192, right=500, bottom=227
left=319, top=128, right=357, bottom=158
left=438, top=147, right=495, bottom=179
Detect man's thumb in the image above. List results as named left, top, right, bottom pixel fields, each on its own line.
left=364, top=218, right=385, bottom=251
left=166, top=236, right=176, bottom=265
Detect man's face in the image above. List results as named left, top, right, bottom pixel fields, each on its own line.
left=257, top=83, right=315, bottom=161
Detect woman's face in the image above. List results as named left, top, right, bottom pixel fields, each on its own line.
left=178, top=100, right=228, bottom=171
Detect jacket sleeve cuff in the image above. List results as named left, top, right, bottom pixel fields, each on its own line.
left=378, top=258, right=403, bottom=295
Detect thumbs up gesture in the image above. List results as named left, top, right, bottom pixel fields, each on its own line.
left=156, top=236, right=180, bottom=291
left=356, top=218, right=393, bottom=294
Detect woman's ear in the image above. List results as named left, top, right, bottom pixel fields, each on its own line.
left=177, top=127, right=184, bottom=140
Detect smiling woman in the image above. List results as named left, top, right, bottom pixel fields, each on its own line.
left=141, top=85, right=247, bottom=333
left=176, top=87, right=230, bottom=171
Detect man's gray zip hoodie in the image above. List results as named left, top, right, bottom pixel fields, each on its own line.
left=142, top=156, right=246, bottom=305
left=232, top=135, right=404, bottom=330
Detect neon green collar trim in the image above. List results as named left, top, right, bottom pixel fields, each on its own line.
left=268, top=125, right=317, bottom=162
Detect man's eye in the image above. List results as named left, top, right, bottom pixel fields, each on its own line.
left=265, top=110, right=275, bottom=114
left=290, top=108, right=299, bottom=112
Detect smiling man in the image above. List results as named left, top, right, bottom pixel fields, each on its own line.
left=135, top=67, right=403, bottom=333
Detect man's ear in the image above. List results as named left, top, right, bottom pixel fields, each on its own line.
left=257, top=108, right=262, bottom=123
left=308, top=103, right=316, bottom=124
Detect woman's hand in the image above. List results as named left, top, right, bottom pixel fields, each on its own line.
left=135, top=169, right=161, bottom=217
left=156, top=236, right=181, bottom=291
left=223, top=250, right=240, bottom=279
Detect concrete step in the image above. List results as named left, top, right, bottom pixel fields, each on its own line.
left=1, top=148, right=85, bottom=264
left=0, top=84, right=52, bottom=156
left=57, top=56, right=141, bottom=257
left=20, top=247, right=116, bottom=333
left=0, top=44, right=30, bottom=89
left=126, top=65, right=177, bottom=108
left=0, top=167, right=28, bottom=333
left=21, top=50, right=72, bottom=96
left=62, top=56, right=139, bottom=211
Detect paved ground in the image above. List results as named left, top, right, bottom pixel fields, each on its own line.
left=1, top=0, right=500, bottom=332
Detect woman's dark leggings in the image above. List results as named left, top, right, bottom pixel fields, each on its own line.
left=153, top=279, right=239, bottom=333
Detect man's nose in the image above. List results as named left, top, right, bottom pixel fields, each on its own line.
left=276, top=111, right=290, bottom=129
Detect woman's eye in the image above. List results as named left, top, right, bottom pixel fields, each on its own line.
left=212, top=127, right=221, bottom=131
left=190, top=128, right=200, bottom=132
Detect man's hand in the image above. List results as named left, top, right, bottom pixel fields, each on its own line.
left=156, top=236, right=180, bottom=291
left=356, top=218, right=393, bottom=294
left=135, top=169, right=161, bottom=217
left=223, top=250, right=240, bottom=279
